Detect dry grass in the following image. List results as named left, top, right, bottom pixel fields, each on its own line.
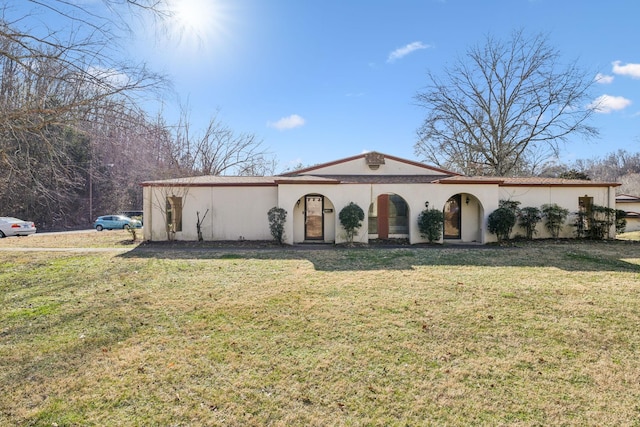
left=1, top=235, right=640, bottom=425
left=618, top=230, right=640, bottom=241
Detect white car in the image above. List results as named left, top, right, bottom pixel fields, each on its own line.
left=0, top=217, right=37, bottom=238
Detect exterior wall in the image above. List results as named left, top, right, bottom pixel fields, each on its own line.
left=143, top=185, right=277, bottom=241
left=499, top=185, right=616, bottom=239
left=617, top=200, right=640, bottom=232
left=626, top=217, right=640, bottom=233
left=279, top=183, right=369, bottom=244
left=143, top=178, right=619, bottom=244
left=429, top=184, right=499, bottom=243
left=278, top=182, right=499, bottom=244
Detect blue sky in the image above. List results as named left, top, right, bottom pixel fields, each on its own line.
left=15, top=0, right=640, bottom=172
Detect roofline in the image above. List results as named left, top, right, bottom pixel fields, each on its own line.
left=435, top=178, right=505, bottom=185
left=279, top=151, right=462, bottom=176
left=436, top=178, right=620, bottom=187
left=274, top=179, right=341, bottom=185
left=500, top=182, right=621, bottom=188
left=141, top=182, right=278, bottom=188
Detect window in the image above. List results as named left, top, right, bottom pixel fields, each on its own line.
left=579, top=196, right=593, bottom=215
left=166, top=196, right=183, bottom=232
left=368, top=202, right=378, bottom=234
left=388, top=194, right=408, bottom=234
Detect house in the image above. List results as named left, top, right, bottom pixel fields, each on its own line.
left=141, top=152, right=620, bottom=244
left=616, top=194, right=640, bottom=232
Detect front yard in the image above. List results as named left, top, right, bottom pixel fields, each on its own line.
left=1, top=232, right=639, bottom=425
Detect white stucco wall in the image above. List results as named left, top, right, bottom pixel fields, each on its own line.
left=617, top=201, right=640, bottom=232
left=143, top=179, right=619, bottom=244
left=278, top=182, right=497, bottom=244
left=499, top=185, right=616, bottom=239
left=143, top=185, right=278, bottom=241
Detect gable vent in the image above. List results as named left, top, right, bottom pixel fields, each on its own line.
left=365, top=152, right=385, bottom=170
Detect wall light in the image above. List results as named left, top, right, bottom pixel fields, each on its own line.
left=465, top=196, right=470, bottom=205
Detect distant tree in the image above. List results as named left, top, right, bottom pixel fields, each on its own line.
left=619, top=173, right=640, bottom=196
left=339, top=202, right=365, bottom=244
left=0, top=1, right=167, bottom=227
left=173, top=109, right=274, bottom=176
left=415, top=30, right=598, bottom=176
left=559, top=169, right=590, bottom=180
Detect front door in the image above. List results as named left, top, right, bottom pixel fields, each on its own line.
left=444, top=195, right=461, bottom=239
left=305, top=196, right=324, bottom=240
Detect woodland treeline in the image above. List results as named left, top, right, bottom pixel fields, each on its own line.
left=0, top=1, right=272, bottom=229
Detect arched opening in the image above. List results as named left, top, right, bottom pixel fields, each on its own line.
left=443, top=193, right=483, bottom=243
left=292, top=194, right=335, bottom=243
left=369, top=193, right=409, bottom=240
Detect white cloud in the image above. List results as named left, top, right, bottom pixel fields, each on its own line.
left=387, top=41, right=430, bottom=63
left=595, top=73, right=614, bottom=84
left=612, top=61, right=640, bottom=79
left=267, top=114, right=306, bottom=130
left=588, top=94, right=632, bottom=113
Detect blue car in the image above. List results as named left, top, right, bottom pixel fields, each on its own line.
left=94, top=215, right=142, bottom=231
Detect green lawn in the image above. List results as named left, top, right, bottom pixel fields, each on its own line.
left=1, top=233, right=640, bottom=425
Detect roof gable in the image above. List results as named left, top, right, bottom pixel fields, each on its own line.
left=279, top=152, right=459, bottom=177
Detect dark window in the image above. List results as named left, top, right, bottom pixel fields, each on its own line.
left=388, top=194, right=408, bottom=234
left=368, top=203, right=378, bottom=234
left=444, top=195, right=461, bottom=239
left=166, top=196, right=183, bottom=232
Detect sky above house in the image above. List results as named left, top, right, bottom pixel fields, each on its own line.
left=12, top=0, right=640, bottom=172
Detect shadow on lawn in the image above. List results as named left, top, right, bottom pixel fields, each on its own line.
left=119, top=240, right=640, bottom=273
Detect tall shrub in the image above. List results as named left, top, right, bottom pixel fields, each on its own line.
left=574, top=204, right=616, bottom=239
left=488, top=207, right=516, bottom=242
left=267, top=207, right=287, bottom=244
left=339, top=202, right=364, bottom=243
left=541, top=203, right=569, bottom=239
left=616, top=209, right=627, bottom=234
left=488, top=200, right=519, bottom=242
left=517, top=206, right=542, bottom=240
left=417, top=208, right=444, bottom=243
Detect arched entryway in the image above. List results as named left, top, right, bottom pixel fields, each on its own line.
left=368, top=193, right=409, bottom=240
left=443, top=193, right=483, bottom=243
left=292, top=194, right=336, bottom=243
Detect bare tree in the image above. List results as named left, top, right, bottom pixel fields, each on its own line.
left=0, top=1, right=169, bottom=227
left=173, top=109, right=274, bottom=176
left=414, top=30, right=598, bottom=176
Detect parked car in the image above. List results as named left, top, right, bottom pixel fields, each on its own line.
left=94, top=215, right=142, bottom=231
left=0, top=217, right=37, bottom=237
left=120, top=210, right=143, bottom=225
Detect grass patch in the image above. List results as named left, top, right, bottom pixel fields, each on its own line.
left=1, top=239, right=640, bottom=425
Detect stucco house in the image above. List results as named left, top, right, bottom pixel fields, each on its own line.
left=616, top=194, right=640, bottom=232
left=142, top=152, right=620, bottom=244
